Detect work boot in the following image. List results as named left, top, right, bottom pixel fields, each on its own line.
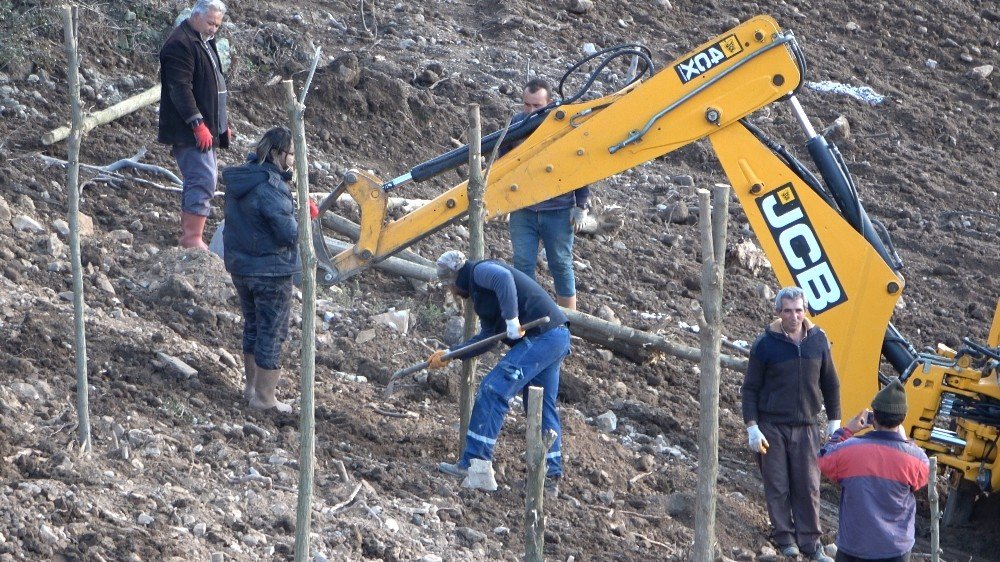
left=242, top=354, right=256, bottom=401
left=544, top=475, right=561, bottom=498
left=461, top=459, right=498, bottom=491
left=179, top=212, right=209, bottom=250
left=779, top=545, right=800, bottom=557
left=438, top=462, right=468, bottom=478
left=249, top=368, right=293, bottom=413
left=807, top=548, right=834, bottom=562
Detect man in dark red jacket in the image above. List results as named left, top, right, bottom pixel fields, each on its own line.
left=158, top=0, right=231, bottom=250
left=742, top=286, right=841, bottom=561
left=818, top=379, right=929, bottom=562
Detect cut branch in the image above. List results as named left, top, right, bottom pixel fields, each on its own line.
left=42, top=84, right=161, bottom=145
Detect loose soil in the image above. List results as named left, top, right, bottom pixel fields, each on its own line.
left=0, top=1, right=997, bottom=561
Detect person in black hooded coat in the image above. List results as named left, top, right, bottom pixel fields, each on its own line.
left=221, top=126, right=316, bottom=413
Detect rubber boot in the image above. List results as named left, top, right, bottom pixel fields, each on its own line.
left=179, top=212, right=209, bottom=250
left=249, top=367, right=293, bottom=413
left=242, top=354, right=256, bottom=401
left=556, top=294, right=576, bottom=311
left=461, top=459, right=498, bottom=491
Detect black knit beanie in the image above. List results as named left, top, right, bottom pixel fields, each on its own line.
left=871, top=378, right=908, bottom=415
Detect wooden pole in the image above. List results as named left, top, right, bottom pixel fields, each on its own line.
left=457, top=104, right=485, bottom=457
left=692, top=185, right=729, bottom=561
left=284, top=47, right=321, bottom=562
left=929, top=456, right=939, bottom=562
left=525, top=386, right=556, bottom=562
left=62, top=5, right=91, bottom=454
left=42, top=84, right=160, bottom=145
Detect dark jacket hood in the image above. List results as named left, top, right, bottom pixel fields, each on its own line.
left=222, top=154, right=292, bottom=199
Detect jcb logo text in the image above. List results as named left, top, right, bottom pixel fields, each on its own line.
left=757, top=184, right=847, bottom=314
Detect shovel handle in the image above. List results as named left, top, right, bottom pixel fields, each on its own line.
left=385, top=316, right=552, bottom=394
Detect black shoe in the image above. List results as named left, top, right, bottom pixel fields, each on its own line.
left=438, top=462, right=468, bottom=478
left=544, top=475, right=561, bottom=496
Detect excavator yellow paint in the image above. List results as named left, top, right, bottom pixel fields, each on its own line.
left=710, top=123, right=902, bottom=418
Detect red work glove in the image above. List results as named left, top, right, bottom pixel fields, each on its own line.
left=308, top=199, right=320, bottom=220
left=192, top=122, right=213, bottom=152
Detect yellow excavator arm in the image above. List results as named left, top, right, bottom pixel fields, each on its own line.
left=316, top=15, right=1000, bottom=507
left=319, top=15, right=802, bottom=281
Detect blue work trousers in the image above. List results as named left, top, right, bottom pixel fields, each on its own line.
left=509, top=208, right=575, bottom=298
left=460, top=325, right=570, bottom=477
left=232, top=274, right=293, bottom=370
left=172, top=144, right=218, bottom=216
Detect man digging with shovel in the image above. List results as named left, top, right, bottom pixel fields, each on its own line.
left=429, top=250, right=570, bottom=492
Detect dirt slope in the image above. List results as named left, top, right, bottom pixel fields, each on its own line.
left=0, top=0, right=998, bottom=560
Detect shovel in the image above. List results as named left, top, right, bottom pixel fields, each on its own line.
left=385, top=316, right=551, bottom=397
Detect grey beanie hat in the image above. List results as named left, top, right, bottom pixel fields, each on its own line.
left=435, top=250, right=466, bottom=281
left=871, top=378, right=908, bottom=415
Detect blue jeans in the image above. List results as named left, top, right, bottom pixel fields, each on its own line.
left=172, top=144, right=217, bottom=216
left=460, top=325, right=570, bottom=477
left=509, top=208, right=575, bottom=298
left=232, top=274, right=293, bottom=370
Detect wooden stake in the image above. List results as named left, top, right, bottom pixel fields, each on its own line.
left=284, top=46, right=322, bottom=562
left=457, top=104, right=485, bottom=458
left=692, top=185, right=729, bottom=561
left=62, top=5, right=92, bottom=454
left=929, top=456, right=939, bottom=562
left=525, top=386, right=557, bottom=562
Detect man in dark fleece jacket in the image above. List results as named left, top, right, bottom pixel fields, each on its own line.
left=430, top=251, right=570, bottom=491
left=742, top=286, right=841, bottom=561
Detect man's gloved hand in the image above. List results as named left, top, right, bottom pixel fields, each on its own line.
left=505, top=317, right=523, bottom=340
left=427, top=350, right=450, bottom=370
left=308, top=199, right=320, bottom=220
left=747, top=425, right=769, bottom=454
left=570, top=206, right=588, bottom=233
left=192, top=122, right=213, bottom=152
left=826, top=419, right=841, bottom=438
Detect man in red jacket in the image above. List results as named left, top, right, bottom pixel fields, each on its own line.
left=818, top=379, right=930, bottom=562
left=158, top=0, right=231, bottom=250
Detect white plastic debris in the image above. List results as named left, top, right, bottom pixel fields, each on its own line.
left=805, top=81, right=885, bottom=105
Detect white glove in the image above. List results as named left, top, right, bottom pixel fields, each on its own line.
left=747, top=425, right=769, bottom=454
left=826, top=419, right=841, bottom=437
left=505, top=317, right=523, bottom=340
left=570, top=206, right=588, bottom=233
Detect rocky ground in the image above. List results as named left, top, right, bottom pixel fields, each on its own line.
left=0, top=0, right=998, bottom=560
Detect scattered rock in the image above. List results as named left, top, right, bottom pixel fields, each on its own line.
left=456, top=526, right=487, bottom=545
left=38, top=524, right=59, bottom=545
left=595, top=304, right=619, bottom=324
left=372, top=308, right=410, bottom=333
left=0, top=195, right=11, bottom=223
left=822, top=114, right=851, bottom=140
left=155, top=352, right=198, bottom=379
left=12, top=215, right=44, bottom=233
left=595, top=410, right=618, bottom=432
left=567, top=0, right=594, bottom=14
left=971, top=64, right=994, bottom=79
